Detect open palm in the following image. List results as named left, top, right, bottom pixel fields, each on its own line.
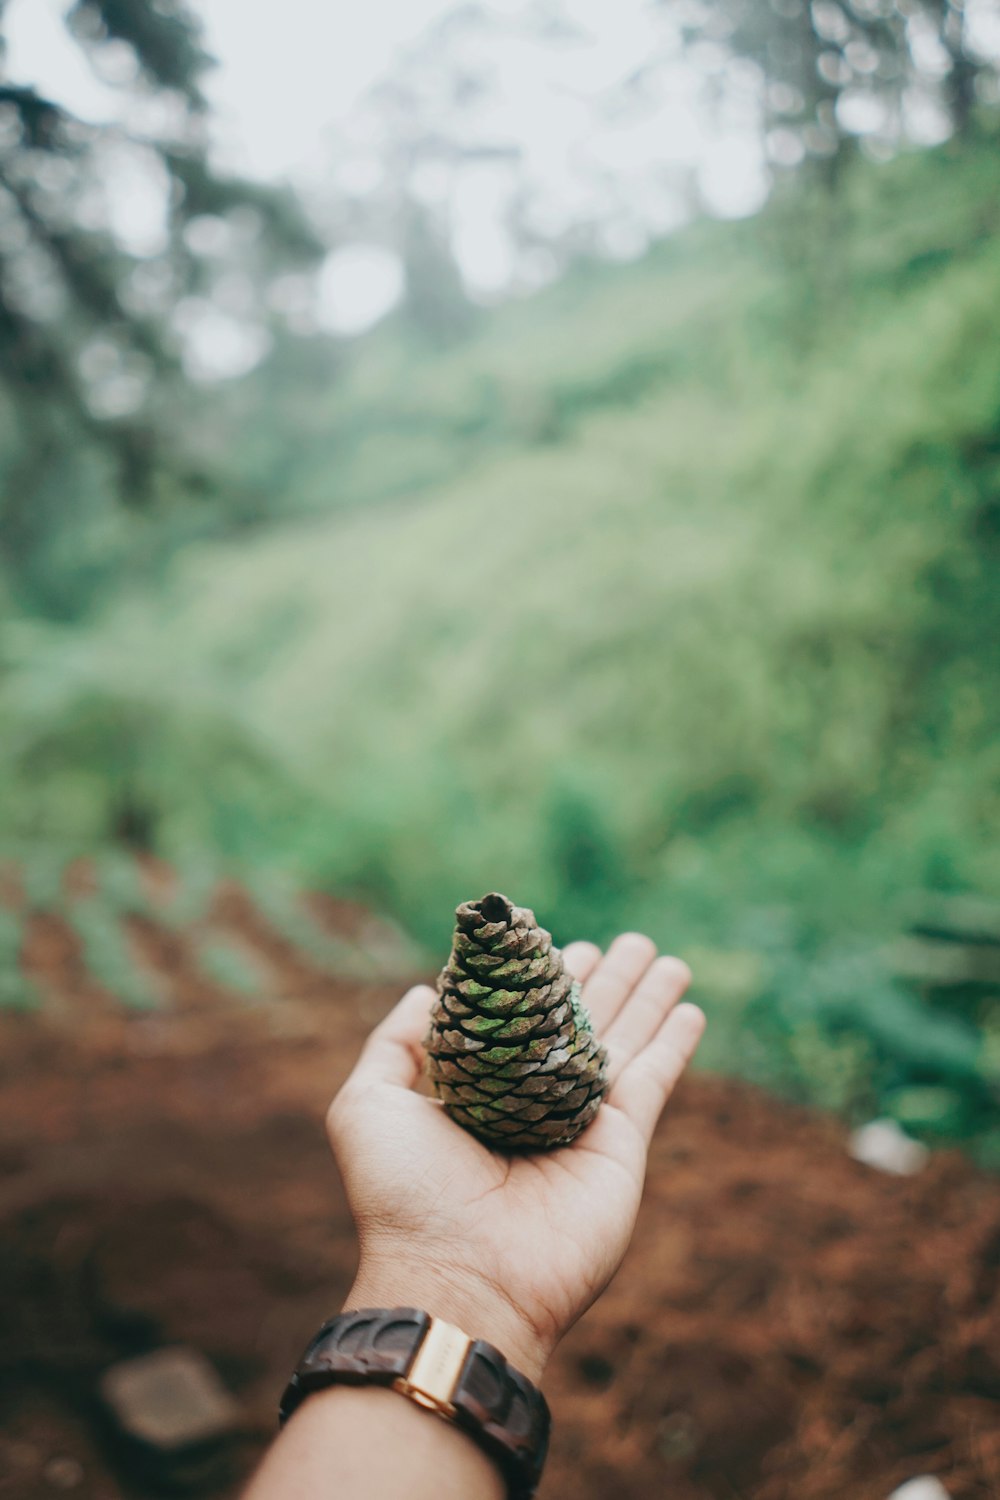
left=327, top=935, right=704, bottom=1378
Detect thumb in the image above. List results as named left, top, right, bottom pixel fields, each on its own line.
left=348, top=984, right=436, bottom=1091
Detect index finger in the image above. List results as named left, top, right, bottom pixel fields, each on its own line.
left=562, top=941, right=602, bottom=984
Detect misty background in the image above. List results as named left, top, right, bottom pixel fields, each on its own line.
left=2, top=0, right=1000, bottom=1161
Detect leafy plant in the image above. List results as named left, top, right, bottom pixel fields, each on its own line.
left=0, top=907, right=38, bottom=1011
left=67, top=898, right=161, bottom=1009
left=4, top=131, right=1000, bottom=1156
left=18, top=847, right=70, bottom=912
left=93, top=849, right=154, bottom=917
left=196, top=935, right=267, bottom=1000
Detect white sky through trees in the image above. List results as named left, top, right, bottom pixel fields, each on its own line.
left=6, top=0, right=771, bottom=347
left=8, top=0, right=997, bottom=352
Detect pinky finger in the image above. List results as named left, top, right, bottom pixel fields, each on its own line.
left=607, top=1003, right=706, bottom=1146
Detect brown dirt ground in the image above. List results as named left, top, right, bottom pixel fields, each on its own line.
left=1, top=884, right=998, bottom=1500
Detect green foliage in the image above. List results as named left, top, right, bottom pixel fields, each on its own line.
left=0, top=2, right=322, bottom=619
left=689, top=931, right=999, bottom=1154
left=69, top=0, right=211, bottom=104
left=196, top=935, right=267, bottom=1000
left=4, top=133, right=1000, bottom=1153
left=540, top=773, right=629, bottom=941
left=0, top=907, right=38, bottom=1011
left=0, top=845, right=425, bottom=1015
left=18, top=846, right=71, bottom=912
left=244, top=872, right=371, bottom=976
left=682, top=0, right=993, bottom=176
left=67, top=898, right=161, bottom=1009
left=92, top=848, right=154, bottom=917
left=158, top=860, right=220, bottom=929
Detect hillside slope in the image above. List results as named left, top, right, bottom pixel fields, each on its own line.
left=16, top=138, right=1000, bottom=919
left=4, top=134, right=1000, bottom=1149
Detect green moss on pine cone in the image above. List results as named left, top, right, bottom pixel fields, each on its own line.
left=425, top=892, right=609, bottom=1150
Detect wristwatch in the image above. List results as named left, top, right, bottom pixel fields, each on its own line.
left=279, top=1307, right=551, bottom=1499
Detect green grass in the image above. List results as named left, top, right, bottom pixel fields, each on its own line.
left=0, top=907, right=38, bottom=1011
left=196, top=935, right=268, bottom=999
left=158, top=859, right=221, bottom=929
left=93, top=849, right=155, bottom=917
left=19, top=847, right=70, bottom=912
left=67, top=899, right=162, bottom=1010
left=65, top=211, right=1000, bottom=945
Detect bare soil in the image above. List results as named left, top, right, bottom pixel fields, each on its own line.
left=1, top=887, right=998, bottom=1499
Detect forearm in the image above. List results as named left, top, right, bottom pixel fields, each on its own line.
left=242, top=1384, right=505, bottom=1500
left=243, top=1271, right=548, bottom=1500
left=244, top=936, right=703, bottom=1500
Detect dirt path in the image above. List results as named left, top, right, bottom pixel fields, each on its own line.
left=1, top=892, right=998, bottom=1499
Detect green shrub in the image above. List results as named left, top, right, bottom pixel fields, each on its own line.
left=0, top=908, right=38, bottom=1011
left=67, top=899, right=161, bottom=1010
left=196, top=935, right=268, bottom=1000
left=4, top=133, right=1000, bottom=1154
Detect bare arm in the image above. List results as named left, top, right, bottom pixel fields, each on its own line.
left=244, top=934, right=704, bottom=1499
left=244, top=1385, right=506, bottom=1499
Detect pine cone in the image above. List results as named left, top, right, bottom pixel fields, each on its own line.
left=425, top=892, right=609, bottom=1151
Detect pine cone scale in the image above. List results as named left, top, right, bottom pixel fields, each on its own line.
left=426, top=892, right=609, bottom=1151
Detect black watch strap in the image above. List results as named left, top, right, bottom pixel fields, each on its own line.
left=279, top=1307, right=550, bottom=1500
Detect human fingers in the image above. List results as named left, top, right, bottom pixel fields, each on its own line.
left=607, top=1002, right=705, bottom=1145
left=347, top=984, right=436, bottom=1091
left=601, top=955, right=692, bottom=1081
left=579, top=932, right=658, bottom=1034
left=562, top=941, right=602, bottom=984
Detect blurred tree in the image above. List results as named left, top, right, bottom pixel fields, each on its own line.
left=399, top=199, right=477, bottom=347
left=322, top=58, right=490, bottom=347
left=673, top=0, right=999, bottom=180
left=320, top=0, right=999, bottom=329
left=0, top=0, right=322, bottom=613
left=926, top=0, right=984, bottom=131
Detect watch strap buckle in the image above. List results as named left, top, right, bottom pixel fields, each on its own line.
left=393, top=1314, right=471, bottom=1416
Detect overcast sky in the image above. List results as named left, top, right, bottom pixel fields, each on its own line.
left=8, top=0, right=997, bottom=343
left=6, top=1, right=766, bottom=347
left=192, top=0, right=763, bottom=211
left=6, top=0, right=461, bottom=173
left=198, top=0, right=465, bottom=178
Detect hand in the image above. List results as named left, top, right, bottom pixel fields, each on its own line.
left=326, top=934, right=705, bottom=1380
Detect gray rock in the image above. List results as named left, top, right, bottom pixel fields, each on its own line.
left=99, top=1347, right=241, bottom=1453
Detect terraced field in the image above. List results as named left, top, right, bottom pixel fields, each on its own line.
left=0, top=858, right=997, bottom=1499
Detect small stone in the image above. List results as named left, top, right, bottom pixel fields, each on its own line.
left=849, top=1119, right=929, bottom=1176
left=99, top=1347, right=241, bottom=1453
left=886, top=1479, right=951, bottom=1500
left=43, top=1456, right=83, bottom=1490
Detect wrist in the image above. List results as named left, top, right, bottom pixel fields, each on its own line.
left=347, top=1256, right=551, bottom=1383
